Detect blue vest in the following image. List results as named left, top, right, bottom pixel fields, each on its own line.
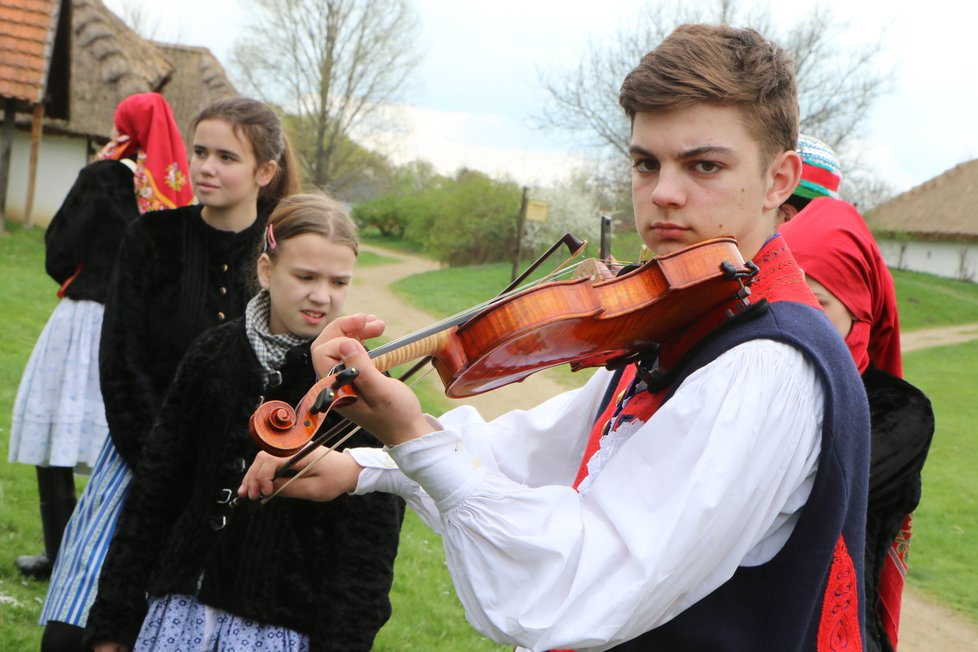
left=613, top=301, right=870, bottom=651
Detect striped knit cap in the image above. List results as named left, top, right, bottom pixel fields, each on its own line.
left=794, top=134, right=842, bottom=200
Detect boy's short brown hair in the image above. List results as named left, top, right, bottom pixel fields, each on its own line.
left=619, top=24, right=799, bottom=167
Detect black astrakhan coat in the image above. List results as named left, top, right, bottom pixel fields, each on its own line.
left=863, top=366, right=934, bottom=652
left=99, top=204, right=265, bottom=467
left=44, top=160, right=139, bottom=303
left=84, top=318, right=405, bottom=651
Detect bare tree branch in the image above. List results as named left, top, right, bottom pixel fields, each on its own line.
left=535, top=0, right=893, bottom=201
left=233, top=0, right=421, bottom=190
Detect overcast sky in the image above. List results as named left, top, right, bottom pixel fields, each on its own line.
left=103, top=0, right=978, bottom=195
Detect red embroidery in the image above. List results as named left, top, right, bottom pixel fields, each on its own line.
left=817, top=536, right=863, bottom=651
left=878, top=513, right=913, bottom=649
left=571, top=366, right=636, bottom=489
left=657, top=235, right=819, bottom=370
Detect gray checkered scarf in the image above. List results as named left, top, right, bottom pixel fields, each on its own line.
left=245, top=289, right=309, bottom=375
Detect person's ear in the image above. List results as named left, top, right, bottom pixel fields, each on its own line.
left=777, top=202, right=800, bottom=225
left=255, top=160, right=279, bottom=188
left=257, top=252, right=273, bottom=290
left=764, top=150, right=802, bottom=211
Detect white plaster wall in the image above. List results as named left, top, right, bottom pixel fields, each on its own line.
left=878, top=238, right=978, bottom=283
left=5, top=131, right=90, bottom=227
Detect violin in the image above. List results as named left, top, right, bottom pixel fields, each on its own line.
left=250, top=236, right=754, bottom=457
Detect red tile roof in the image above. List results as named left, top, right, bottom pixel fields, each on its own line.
left=0, top=0, right=62, bottom=103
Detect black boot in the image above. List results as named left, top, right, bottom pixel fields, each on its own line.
left=16, top=466, right=76, bottom=579
left=41, top=620, right=84, bottom=652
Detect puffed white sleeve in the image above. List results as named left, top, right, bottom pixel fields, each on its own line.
left=349, top=367, right=617, bottom=531
left=384, top=340, right=823, bottom=651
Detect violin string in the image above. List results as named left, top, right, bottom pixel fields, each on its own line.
left=260, top=364, right=438, bottom=506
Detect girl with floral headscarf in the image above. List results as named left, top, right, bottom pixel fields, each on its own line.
left=96, top=92, right=194, bottom=213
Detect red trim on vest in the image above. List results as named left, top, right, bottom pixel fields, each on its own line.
left=658, top=236, right=819, bottom=370
left=575, top=236, right=821, bottom=490
left=572, top=365, right=636, bottom=489
left=817, top=535, right=863, bottom=651
left=559, top=237, right=833, bottom=652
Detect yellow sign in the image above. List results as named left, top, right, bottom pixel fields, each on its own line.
left=526, top=200, right=549, bottom=222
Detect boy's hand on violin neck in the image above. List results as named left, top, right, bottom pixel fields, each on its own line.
left=320, top=337, right=435, bottom=446
left=310, top=313, right=385, bottom=377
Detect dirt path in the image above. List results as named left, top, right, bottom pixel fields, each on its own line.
left=348, top=246, right=569, bottom=420
left=351, top=244, right=978, bottom=649
left=902, top=321, right=978, bottom=352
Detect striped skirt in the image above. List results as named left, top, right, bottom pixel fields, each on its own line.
left=39, top=436, right=132, bottom=626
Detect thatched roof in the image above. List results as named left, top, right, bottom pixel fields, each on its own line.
left=865, top=159, right=978, bottom=242
left=0, top=0, right=70, bottom=117
left=5, top=0, right=238, bottom=143
left=154, top=42, right=237, bottom=145
left=40, top=0, right=174, bottom=138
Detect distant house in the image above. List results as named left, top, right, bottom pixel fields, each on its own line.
left=865, top=159, right=978, bottom=283
left=0, top=0, right=235, bottom=227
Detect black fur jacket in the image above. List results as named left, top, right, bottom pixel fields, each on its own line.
left=84, top=319, right=405, bottom=651
left=863, top=365, right=934, bottom=652
left=45, top=160, right=139, bottom=303
left=99, top=204, right=264, bottom=467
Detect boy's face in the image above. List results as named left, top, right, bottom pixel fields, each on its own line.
left=629, top=104, right=799, bottom=261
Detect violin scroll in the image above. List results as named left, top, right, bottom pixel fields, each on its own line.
left=250, top=373, right=359, bottom=457
left=250, top=400, right=308, bottom=456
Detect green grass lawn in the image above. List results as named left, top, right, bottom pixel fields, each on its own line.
left=357, top=248, right=398, bottom=267
left=0, top=225, right=61, bottom=649
left=902, top=341, right=978, bottom=620
left=891, top=268, right=978, bottom=330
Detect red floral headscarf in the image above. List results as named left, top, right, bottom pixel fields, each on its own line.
left=95, top=93, right=194, bottom=213
left=780, top=197, right=902, bottom=378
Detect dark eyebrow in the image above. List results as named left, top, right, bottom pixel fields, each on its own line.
left=677, top=145, right=735, bottom=160
left=291, top=265, right=352, bottom=281
left=628, top=144, right=655, bottom=158
left=192, top=145, right=240, bottom=159
left=628, top=144, right=735, bottom=160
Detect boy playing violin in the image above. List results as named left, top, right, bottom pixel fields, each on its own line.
left=241, top=24, right=871, bottom=651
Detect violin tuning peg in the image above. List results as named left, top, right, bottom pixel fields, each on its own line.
left=331, top=366, right=360, bottom=390
left=310, top=388, right=334, bottom=414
